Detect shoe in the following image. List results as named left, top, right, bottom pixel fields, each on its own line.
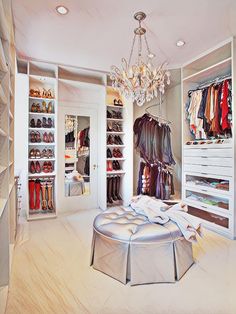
left=35, top=149, right=41, bottom=159
left=107, top=161, right=113, bottom=172
left=115, top=135, right=123, bottom=145
left=107, top=177, right=113, bottom=204
left=40, top=181, right=48, bottom=210
left=107, top=110, right=112, bottom=118
left=30, top=119, right=36, bottom=128
left=35, top=180, right=41, bottom=210
left=35, top=131, right=41, bottom=143
left=48, top=132, right=54, bottom=143
left=47, top=149, right=54, bottom=158
left=47, top=118, right=53, bottom=128
left=47, top=180, right=54, bottom=210
left=107, top=121, right=113, bottom=132
left=28, top=180, right=35, bottom=209
left=112, top=161, right=117, bottom=170
left=46, top=89, right=54, bottom=99
left=36, top=119, right=42, bottom=128
left=30, top=161, right=36, bottom=174
left=42, top=117, right=47, bottom=128
left=48, top=101, right=53, bottom=113
left=116, top=176, right=122, bottom=200
left=107, top=135, right=114, bottom=145
left=31, top=103, right=37, bottom=112
left=30, top=131, right=36, bottom=143
left=29, top=88, right=41, bottom=98
left=115, top=161, right=121, bottom=170
left=29, top=149, right=35, bottom=159
left=36, top=103, right=41, bottom=113
left=41, top=148, right=47, bottom=158
left=107, top=148, right=112, bottom=158
left=43, top=132, right=49, bottom=143
left=42, top=101, right=47, bottom=113
left=113, top=148, right=122, bottom=158
left=42, top=161, right=49, bottom=173
left=35, top=161, right=41, bottom=173
left=47, top=161, right=53, bottom=172
left=111, top=177, right=118, bottom=201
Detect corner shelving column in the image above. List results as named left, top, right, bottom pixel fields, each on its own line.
left=27, top=71, right=57, bottom=220
left=0, top=0, right=16, bottom=311
left=106, top=83, right=133, bottom=207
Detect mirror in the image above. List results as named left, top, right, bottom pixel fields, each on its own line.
left=64, top=115, right=90, bottom=197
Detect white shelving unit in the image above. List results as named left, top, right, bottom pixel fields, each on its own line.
left=0, top=0, right=16, bottom=311
left=181, top=38, right=236, bottom=239
left=27, top=68, right=57, bottom=221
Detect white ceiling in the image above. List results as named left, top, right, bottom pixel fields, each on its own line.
left=13, top=0, right=236, bottom=72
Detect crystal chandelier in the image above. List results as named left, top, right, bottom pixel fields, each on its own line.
left=110, top=12, right=170, bottom=106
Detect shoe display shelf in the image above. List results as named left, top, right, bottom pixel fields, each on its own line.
left=106, top=86, right=127, bottom=207
left=27, top=72, right=57, bottom=220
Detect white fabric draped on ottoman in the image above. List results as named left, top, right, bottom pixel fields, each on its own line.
left=90, top=206, right=194, bottom=285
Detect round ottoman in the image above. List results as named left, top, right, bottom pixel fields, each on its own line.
left=90, top=206, right=194, bottom=285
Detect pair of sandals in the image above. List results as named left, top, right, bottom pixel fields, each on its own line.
left=107, top=122, right=122, bottom=132
left=107, top=110, right=123, bottom=119
left=113, top=99, right=123, bottom=107
left=107, top=135, right=123, bottom=145
left=29, top=88, right=54, bottom=99
left=30, top=118, right=53, bottom=128
left=31, top=101, right=54, bottom=113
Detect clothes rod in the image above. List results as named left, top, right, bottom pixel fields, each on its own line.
left=145, top=105, right=171, bottom=125
left=198, top=74, right=231, bottom=89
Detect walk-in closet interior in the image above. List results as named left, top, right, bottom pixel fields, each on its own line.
left=1, top=1, right=236, bottom=313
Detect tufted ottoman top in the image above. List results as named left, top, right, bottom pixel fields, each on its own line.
left=94, top=206, right=182, bottom=243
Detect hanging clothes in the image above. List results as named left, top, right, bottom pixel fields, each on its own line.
left=133, top=114, right=175, bottom=166
left=186, top=78, right=232, bottom=140
left=134, top=113, right=175, bottom=201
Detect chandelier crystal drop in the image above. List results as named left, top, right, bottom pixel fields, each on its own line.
left=110, top=12, right=170, bottom=106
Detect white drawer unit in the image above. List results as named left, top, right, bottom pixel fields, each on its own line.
left=183, top=164, right=233, bottom=177
left=184, top=156, right=233, bottom=167
left=183, top=147, right=233, bottom=158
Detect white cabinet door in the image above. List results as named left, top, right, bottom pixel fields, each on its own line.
left=58, top=106, right=98, bottom=211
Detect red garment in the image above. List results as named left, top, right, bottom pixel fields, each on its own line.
left=221, top=80, right=230, bottom=130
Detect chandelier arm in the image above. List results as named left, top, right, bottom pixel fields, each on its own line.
left=128, top=34, right=137, bottom=68
left=144, top=34, right=151, bottom=55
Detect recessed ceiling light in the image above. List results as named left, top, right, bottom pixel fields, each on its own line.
left=176, top=40, right=185, bottom=47
left=56, top=5, right=69, bottom=15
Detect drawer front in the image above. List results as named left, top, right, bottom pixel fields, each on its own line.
left=184, top=156, right=233, bottom=167
left=184, top=148, right=233, bottom=158
left=183, top=164, right=232, bottom=177
left=183, top=172, right=232, bottom=196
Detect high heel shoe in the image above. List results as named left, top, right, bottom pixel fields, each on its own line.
left=107, top=161, right=113, bottom=172
left=35, top=161, right=41, bottom=173
left=30, top=131, right=36, bottom=143
left=47, top=118, right=53, bottom=128
left=30, top=119, right=36, bottom=128
left=107, top=121, right=113, bottom=132
left=48, top=132, right=54, bottom=143
left=114, top=135, right=123, bottom=145
left=35, top=131, right=41, bottom=143
left=36, top=119, right=42, bottom=128
left=48, top=101, right=53, bottom=113
left=31, top=103, right=37, bottom=112
left=107, top=148, right=112, bottom=158
left=36, top=103, right=41, bottom=113
left=29, top=149, right=35, bottom=159
left=47, top=161, right=53, bottom=173
left=46, top=89, right=54, bottom=99
left=42, top=117, right=47, bottom=128
left=112, top=161, right=117, bottom=170
left=107, top=110, right=112, bottom=118
left=43, top=132, right=49, bottom=143
left=42, top=101, right=47, bottom=113
left=41, top=148, right=47, bottom=158
left=42, top=161, right=49, bottom=173
left=47, top=149, right=54, bottom=158
left=30, top=161, right=36, bottom=174
left=107, top=135, right=114, bottom=145
left=35, top=149, right=41, bottom=159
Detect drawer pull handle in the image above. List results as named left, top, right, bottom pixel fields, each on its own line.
left=201, top=205, right=207, bottom=209
left=201, top=173, right=208, bottom=175
left=201, top=156, right=208, bottom=158
left=201, top=189, right=207, bottom=192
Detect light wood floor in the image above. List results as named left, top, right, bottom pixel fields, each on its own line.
left=5, top=209, right=236, bottom=314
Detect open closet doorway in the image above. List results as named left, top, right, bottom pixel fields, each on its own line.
left=58, top=106, right=98, bottom=211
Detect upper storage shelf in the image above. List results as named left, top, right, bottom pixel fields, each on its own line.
left=182, top=40, right=232, bottom=81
